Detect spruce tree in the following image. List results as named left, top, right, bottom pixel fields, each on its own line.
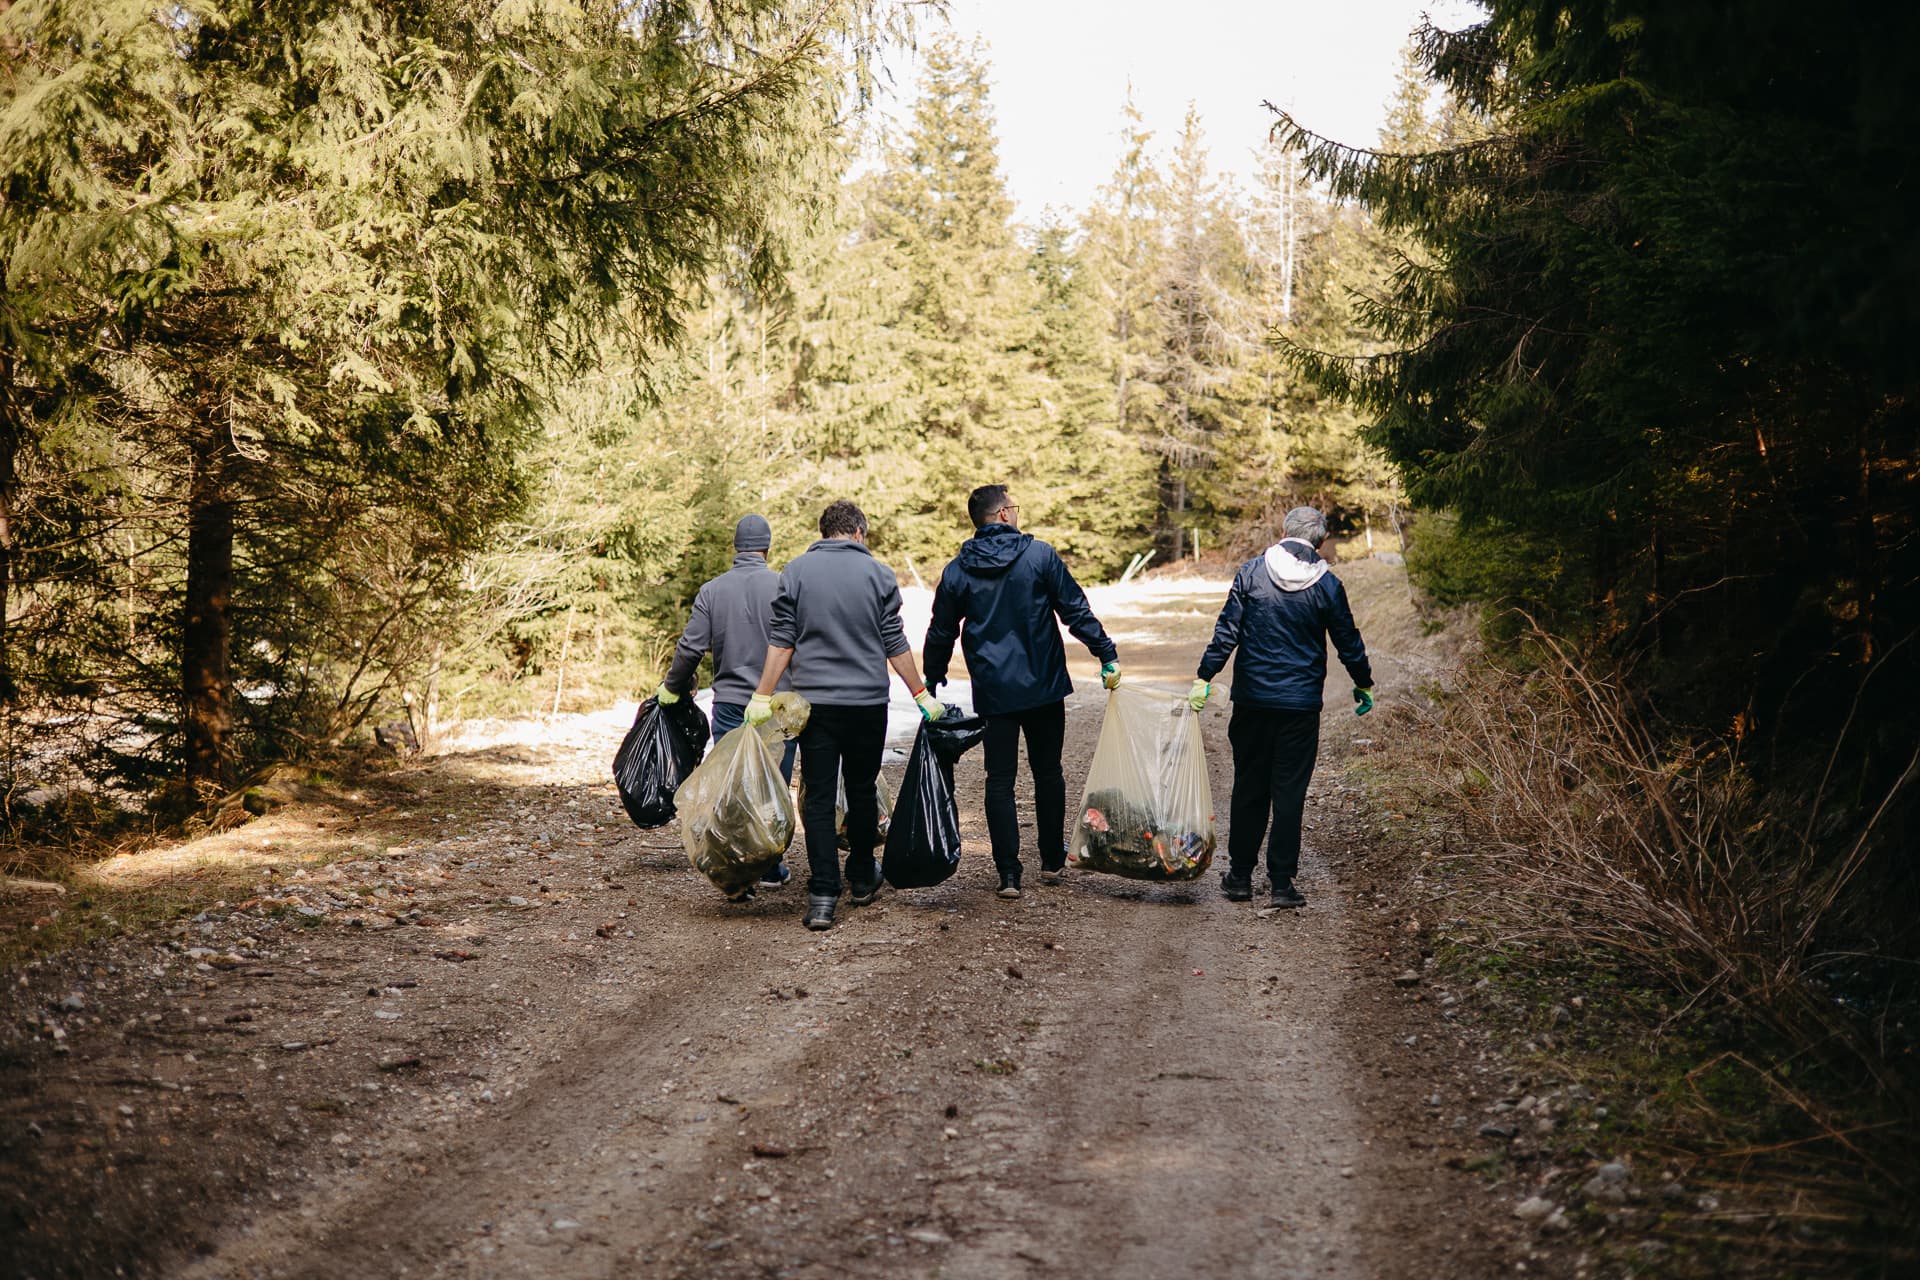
left=865, top=33, right=1047, bottom=557
left=1151, top=105, right=1255, bottom=560
left=1082, top=92, right=1168, bottom=488
left=1271, top=0, right=1920, bottom=811
left=0, top=0, right=906, bottom=800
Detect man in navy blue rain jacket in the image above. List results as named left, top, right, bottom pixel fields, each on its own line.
left=1190, top=506, right=1374, bottom=909
left=923, top=485, right=1120, bottom=899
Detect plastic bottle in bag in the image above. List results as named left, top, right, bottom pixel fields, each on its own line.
left=882, top=707, right=987, bottom=889
left=612, top=695, right=710, bottom=828
left=677, top=693, right=811, bottom=898
left=1068, top=684, right=1215, bottom=880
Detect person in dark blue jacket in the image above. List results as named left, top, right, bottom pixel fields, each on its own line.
left=1190, top=506, right=1374, bottom=908
left=923, top=485, right=1120, bottom=899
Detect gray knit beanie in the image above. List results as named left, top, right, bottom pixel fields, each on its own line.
left=733, top=513, right=773, bottom=552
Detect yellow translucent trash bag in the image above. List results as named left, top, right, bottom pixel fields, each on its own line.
left=678, top=692, right=810, bottom=898
left=1068, top=683, right=1215, bottom=881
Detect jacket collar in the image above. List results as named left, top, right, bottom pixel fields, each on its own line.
left=807, top=537, right=873, bottom=557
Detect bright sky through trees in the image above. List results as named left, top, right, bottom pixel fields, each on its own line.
left=884, top=0, right=1483, bottom=218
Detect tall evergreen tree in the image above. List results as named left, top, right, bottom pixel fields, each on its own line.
left=1018, top=214, right=1158, bottom=568
left=864, top=33, right=1047, bottom=557
left=1272, top=0, right=1920, bottom=888
left=0, top=0, right=908, bottom=801
left=1082, top=92, right=1168, bottom=489
left=1152, top=105, right=1255, bottom=559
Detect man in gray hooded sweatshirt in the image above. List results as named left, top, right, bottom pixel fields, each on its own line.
left=1189, top=506, right=1374, bottom=908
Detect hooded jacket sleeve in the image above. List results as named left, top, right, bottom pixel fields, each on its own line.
left=662, top=587, right=711, bottom=694
left=1197, top=568, right=1248, bottom=682
left=1047, top=548, right=1118, bottom=664
left=767, top=570, right=798, bottom=649
left=922, top=565, right=963, bottom=689
left=1325, top=576, right=1374, bottom=689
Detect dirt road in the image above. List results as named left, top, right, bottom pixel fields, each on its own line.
left=2, top=558, right=1521, bottom=1278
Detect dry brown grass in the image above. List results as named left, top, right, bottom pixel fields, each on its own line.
left=1400, top=626, right=1917, bottom=1116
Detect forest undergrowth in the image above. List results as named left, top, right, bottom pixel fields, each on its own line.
left=1353, top=630, right=1919, bottom=1276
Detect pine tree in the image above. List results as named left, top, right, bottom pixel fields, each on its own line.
left=1270, top=0, right=1920, bottom=796
left=0, top=0, right=906, bottom=801
left=1081, top=92, right=1168, bottom=483
left=1151, top=105, right=1256, bottom=560
left=1018, top=215, right=1158, bottom=570
left=864, top=33, right=1048, bottom=558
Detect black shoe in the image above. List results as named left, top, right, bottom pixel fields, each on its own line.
left=1039, top=847, right=1067, bottom=878
left=1270, top=879, right=1307, bottom=909
left=846, top=870, right=881, bottom=907
left=997, top=871, right=1022, bottom=900
left=803, top=894, right=837, bottom=931
left=1221, top=871, right=1253, bottom=902
left=759, top=862, right=792, bottom=887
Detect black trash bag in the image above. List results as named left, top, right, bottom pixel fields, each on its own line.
left=612, top=696, right=710, bottom=828
left=882, top=706, right=986, bottom=889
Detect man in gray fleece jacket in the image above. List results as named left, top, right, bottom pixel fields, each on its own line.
left=748, top=500, right=942, bottom=931
left=657, top=514, right=795, bottom=778
left=658, top=514, right=796, bottom=889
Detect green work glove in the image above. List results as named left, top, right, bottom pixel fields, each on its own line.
left=1100, top=661, right=1121, bottom=690
left=654, top=687, right=681, bottom=706
left=914, top=690, right=945, bottom=722
left=745, top=692, right=774, bottom=726
left=1187, top=679, right=1211, bottom=711
left=1353, top=687, right=1375, bottom=717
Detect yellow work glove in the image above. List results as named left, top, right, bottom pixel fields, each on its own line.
left=1187, top=679, right=1211, bottom=711
left=914, top=690, right=945, bottom=721
left=1100, top=661, right=1121, bottom=690
left=745, top=692, right=774, bottom=726
left=654, top=687, right=681, bottom=705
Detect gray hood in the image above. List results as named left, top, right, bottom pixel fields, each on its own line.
left=1264, top=538, right=1330, bottom=592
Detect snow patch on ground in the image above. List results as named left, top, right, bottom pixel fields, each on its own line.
left=435, top=574, right=1234, bottom=757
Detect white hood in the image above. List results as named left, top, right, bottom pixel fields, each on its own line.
left=1264, top=538, right=1329, bottom=592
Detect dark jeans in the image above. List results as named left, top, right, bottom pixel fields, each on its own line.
left=1226, top=705, right=1321, bottom=884
left=983, top=699, right=1067, bottom=877
left=711, top=700, right=797, bottom=783
left=796, top=703, right=887, bottom=897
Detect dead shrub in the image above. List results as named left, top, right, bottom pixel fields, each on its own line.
left=1403, top=626, right=1917, bottom=1103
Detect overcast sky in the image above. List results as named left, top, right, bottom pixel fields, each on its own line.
left=876, top=0, right=1483, bottom=220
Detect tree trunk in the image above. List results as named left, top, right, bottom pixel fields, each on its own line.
left=0, top=350, right=19, bottom=707
left=183, top=393, right=236, bottom=793
left=1853, top=419, right=1876, bottom=665
left=422, top=641, right=444, bottom=754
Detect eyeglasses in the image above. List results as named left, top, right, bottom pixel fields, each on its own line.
left=1000, top=504, right=1019, bottom=517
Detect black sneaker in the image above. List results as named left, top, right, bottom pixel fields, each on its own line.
left=1039, top=847, right=1067, bottom=879
left=1221, top=871, right=1253, bottom=902
left=1270, top=879, right=1307, bottom=909
left=997, top=871, right=1023, bottom=900
left=759, top=862, right=792, bottom=887
left=846, top=869, right=882, bottom=907
left=803, top=895, right=837, bottom=931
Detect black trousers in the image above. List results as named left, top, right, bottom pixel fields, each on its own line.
left=797, top=703, right=887, bottom=897
left=1226, top=705, right=1321, bottom=883
left=982, top=699, right=1067, bottom=877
